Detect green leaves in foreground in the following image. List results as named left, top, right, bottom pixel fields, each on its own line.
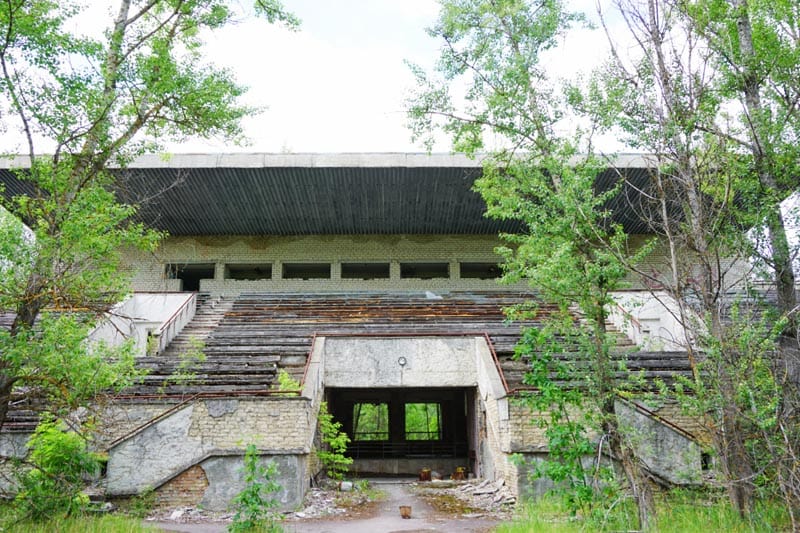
left=229, top=444, right=283, bottom=533
left=13, top=422, right=101, bottom=521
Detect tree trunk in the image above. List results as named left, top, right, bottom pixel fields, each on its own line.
left=733, top=0, right=797, bottom=333
left=0, top=374, right=15, bottom=432
left=603, top=396, right=656, bottom=531
left=718, top=375, right=756, bottom=518
left=595, top=304, right=656, bottom=530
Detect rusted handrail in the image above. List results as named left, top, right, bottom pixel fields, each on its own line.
left=157, top=292, right=197, bottom=334
left=612, top=302, right=642, bottom=334
left=616, top=395, right=698, bottom=442
left=106, top=393, right=200, bottom=450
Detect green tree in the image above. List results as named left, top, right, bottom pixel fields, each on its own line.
left=408, top=1, right=656, bottom=528
left=316, top=401, right=352, bottom=482
left=0, top=1, right=297, bottom=428
left=593, top=0, right=800, bottom=522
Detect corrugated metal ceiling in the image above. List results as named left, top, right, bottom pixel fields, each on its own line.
left=0, top=157, right=655, bottom=236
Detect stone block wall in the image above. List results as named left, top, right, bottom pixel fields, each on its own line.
left=188, top=399, right=311, bottom=450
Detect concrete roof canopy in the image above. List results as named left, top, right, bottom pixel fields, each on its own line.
left=0, top=152, right=655, bottom=236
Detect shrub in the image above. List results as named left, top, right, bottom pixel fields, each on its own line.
left=228, top=444, right=282, bottom=533
left=316, top=402, right=352, bottom=481
left=14, top=422, right=100, bottom=520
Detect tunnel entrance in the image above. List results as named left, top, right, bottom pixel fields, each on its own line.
left=327, top=387, right=476, bottom=476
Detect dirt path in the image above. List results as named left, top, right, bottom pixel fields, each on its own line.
left=285, top=479, right=498, bottom=533
left=150, top=479, right=500, bottom=533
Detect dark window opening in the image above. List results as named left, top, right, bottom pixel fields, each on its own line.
left=352, top=402, right=389, bottom=441
left=341, top=262, right=390, bottom=280
left=328, top=388, right=468, bottom=461
left=282, top=263, right=331, bottom=279
left=459, top=262, right=501, bottom=279
left=400, top=262, right=449, bottom=279
left=701, top=452, right=712, bottom=471
left=165, top=263, right=215, bottom=291
left=405, top=402, right=441, bottom=441
left=225, top=263, right=272, bottom=280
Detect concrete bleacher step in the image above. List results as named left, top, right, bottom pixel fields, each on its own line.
left=114, top=291, right=692, bottom=400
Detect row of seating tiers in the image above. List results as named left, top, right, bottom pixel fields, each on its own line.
left=1, top=292, right=695, bottom=425
left=123, top=291, right=693, bottom=401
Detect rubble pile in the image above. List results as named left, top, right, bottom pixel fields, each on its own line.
left=413, top=477, right=516, bottom=520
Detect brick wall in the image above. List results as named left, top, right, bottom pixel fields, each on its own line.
left=154, top=465, right=209, bottom=508
left=188, top=398, right=311, bottom=450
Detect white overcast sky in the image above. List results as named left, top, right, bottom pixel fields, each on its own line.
left=175, top=0, right=614, bottom=154
left=0, top=1, right=616, bottom=154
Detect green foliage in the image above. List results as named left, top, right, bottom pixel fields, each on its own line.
left=495, top=490, right=792, bottom=532
left=0, top=509, right=156, bottom=533
left=125, top=487, right=156, bottom=519
left=316, top=402, right=352, bottom=481
left=228, top=444, right=283, bottom=533
left=0, top=312, right=142, bottom=418
left=404, top=402, right=441, bottom=440
left=13, top=422, right=100, bottom=521
left=409, top=1, right=656, bottom=527
left=352, top=402, right=388, bottom=440
left=0, top=0, right=297, bottom=429
left=273, top=369, right=300, bottom=396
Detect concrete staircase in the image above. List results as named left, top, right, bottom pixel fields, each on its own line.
left=159, top=294, right=234, bottom=358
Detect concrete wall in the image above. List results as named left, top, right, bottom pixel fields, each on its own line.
left=90, top=293, right=196, bottom=357
left=323, top=337, right=480, bottom=388
left=0, top=433, right=29, bottom=495
left=617, top=401, right=702, bottom=485
left=105, top=397, right=312, bottom=510
left=509, top=400, right=703, bottom=498
left=320, top=335, right=514, bottom=482
left=122, top=234, right=517, bottom=295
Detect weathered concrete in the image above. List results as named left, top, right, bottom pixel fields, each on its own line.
left=351, top=457, right=464, bottom=477
left=0, top=433, right=30, bottom=495
left=199, top=454, right=305, bottom=511
left=324, top=337, right=479, bottom=388
left=106, top=404, right=213, bottom=495
left=205, top=400, right=238, bottom=418
left=617, top=400, right=702, bottom=485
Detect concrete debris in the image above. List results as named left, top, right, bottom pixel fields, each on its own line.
left=413, top=477, right=516, bottom=521
left=146, top=506, right=233, bottom=525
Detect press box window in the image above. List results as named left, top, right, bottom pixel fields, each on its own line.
left=224, top=263, right=272, bottom=280
left=400, top=262, right=449, bottom=279
left=459, top=262, right=501, bottom=279
left=341, top=262, right=390, bottom=280
left=282, top=263, right=331, bottom=279
left=165, top=263, right=215, bottom=291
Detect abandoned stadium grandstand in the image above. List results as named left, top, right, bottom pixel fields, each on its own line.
left=0, top=153, right=705, bottom=510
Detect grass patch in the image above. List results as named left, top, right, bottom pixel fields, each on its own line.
left=494, top=490, right=791, bottom=533
left=0, top=513, right=156, bottom=532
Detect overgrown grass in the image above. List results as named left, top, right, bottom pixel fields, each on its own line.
left=494, top=490, right=791, bottom=532
left=0, top=512, right=156, bottom=532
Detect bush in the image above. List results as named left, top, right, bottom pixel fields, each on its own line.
left=14, top=422, right=100, bottom=521
left=316, top=402, right=352, bottom=482
left=228, top=444, right=283, bottom=533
